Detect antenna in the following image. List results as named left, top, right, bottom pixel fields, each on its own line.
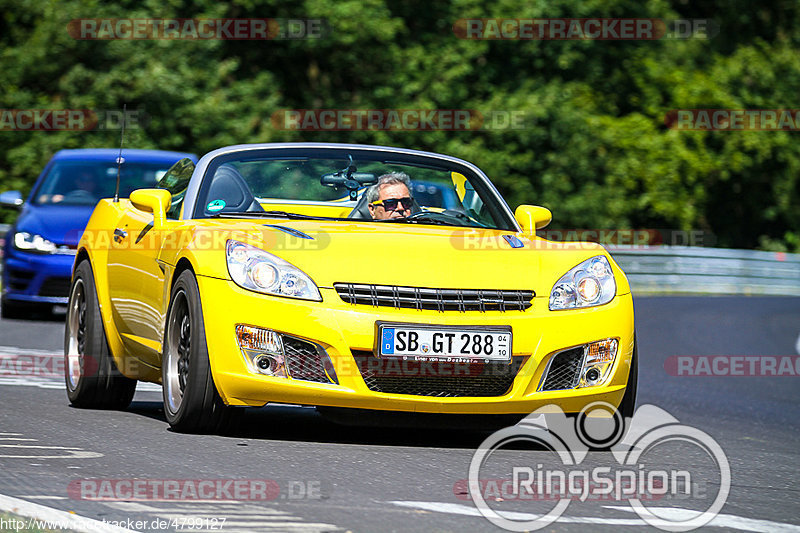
left=113, top=104, right=127, bottom=202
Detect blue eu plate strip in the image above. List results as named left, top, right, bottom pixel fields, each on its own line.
left=381, top=328, right=395, bottom=354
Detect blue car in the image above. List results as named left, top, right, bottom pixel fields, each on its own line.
left=0, top=149, right=196, bottom=318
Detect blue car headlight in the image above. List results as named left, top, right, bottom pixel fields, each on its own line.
left=13, top=231, right=57, bottom=253
left=549, top=255, right=616, bottom=310
left=226, top=240, right=322, bottom=301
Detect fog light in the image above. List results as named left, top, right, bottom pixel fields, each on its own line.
left=584, top=366, right=602, bottom=385
left=578, top=338, right=619, bottom=388
left=236, top=324, right=287, bottom=378
left=254, top=354, right=280, bottom=375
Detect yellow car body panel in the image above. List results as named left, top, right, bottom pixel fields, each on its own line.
left=78, top=202, right=634, bottom=415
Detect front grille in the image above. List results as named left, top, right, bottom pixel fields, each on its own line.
left=283, top=336, right=333, bottom=384
left=352, top=350, right=523, bottom=397
left=38, top=277, right=72, bottom=297
left=539, top=347, right=585, bottom=391
left=334, top=283, right=533, bottom=312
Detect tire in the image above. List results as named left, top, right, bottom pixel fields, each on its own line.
left=162, top=270, right=240, bottom=434
left=64, top=260, right=137, bottom=409
left=617, top=333, right=638, bottom=419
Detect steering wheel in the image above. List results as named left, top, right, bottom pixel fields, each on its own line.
left=60, top=189, right=97, bottom=204
left=400, top=209, right=486, bottom=227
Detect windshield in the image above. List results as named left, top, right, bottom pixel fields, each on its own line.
left=194, top=151, right=515, bottom=230
left=33, top=161, right=171, bottom=206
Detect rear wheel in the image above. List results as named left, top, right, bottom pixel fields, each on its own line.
left=162, top=270, right=240, bottom=433
left=64, top=260, right=137, bottom=409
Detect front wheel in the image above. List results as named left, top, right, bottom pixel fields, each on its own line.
left=162, top=270, right=240, bottom=433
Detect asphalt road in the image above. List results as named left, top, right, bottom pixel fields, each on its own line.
left=0, top=296, right=798, bottom=532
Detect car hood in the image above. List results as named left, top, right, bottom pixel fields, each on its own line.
left=14, top=204, right=95, bottom=246
left=186, top=219, right=630, bottom=297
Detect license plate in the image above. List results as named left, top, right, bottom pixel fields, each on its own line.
left=377, top=323, right=512, bottom=362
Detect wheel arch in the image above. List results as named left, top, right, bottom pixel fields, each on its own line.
left=171, top=256, right=196, bottom=289
left=69, top=250, right=134, bottom=382
left=73, top=248, right=90, bottom=276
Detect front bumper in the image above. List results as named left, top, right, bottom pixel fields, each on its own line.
left=2, top=248, right=76, bottom=304
left=199, top=276, right=635, bottom=415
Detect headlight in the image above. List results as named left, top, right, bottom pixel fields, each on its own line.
left=14, top=232, right=56, bottom=253
left=549, top=255, right=616, bottom=310
left=226, top=240, right=322, bottom=301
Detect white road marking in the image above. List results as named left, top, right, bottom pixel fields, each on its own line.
left=389, top=501, right=800, bottom=531
left=103, top=501, right=341, bottom=532
left=0, top=443, right=103, bottom=459
left=0, top=377, right=65, bottom=389
left=135, top=382, right=162, bottom=392
left=0, top=432, right=23, bottom=435
left=14, top=495, right=69, bottom=500
left=607, top=506, right=800, bottom=533
left=389, top=501, right=642, bottom=524
left=0, top=493, right=137, bottom=533
left=0, top=346, right=55, bottom=356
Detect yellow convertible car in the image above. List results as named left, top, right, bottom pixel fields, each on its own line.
left=64, top=143, right=636, bottom=433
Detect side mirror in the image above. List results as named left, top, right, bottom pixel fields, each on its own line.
left=514, top=204, right=552, bottom=233
left=0, top=191, right=24, bottom=208
left=130, top=189, right=171, bottom=228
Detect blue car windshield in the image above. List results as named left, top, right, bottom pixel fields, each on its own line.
left=33, top=161, right=171, bottom=205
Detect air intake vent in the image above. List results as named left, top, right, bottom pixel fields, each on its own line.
left=335, top=283, right=533, bottom=312
left=539, top=347, right=585, bottom=391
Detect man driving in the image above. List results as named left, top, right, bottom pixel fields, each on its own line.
left=366, top=172, right=414, bottom=220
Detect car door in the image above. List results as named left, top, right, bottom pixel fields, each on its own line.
left=106, top=158, right=196, bottom=366
left=106, top=205, right=167, bottom=367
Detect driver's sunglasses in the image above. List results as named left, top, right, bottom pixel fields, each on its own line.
left=371, top=197, right=413, bottom=211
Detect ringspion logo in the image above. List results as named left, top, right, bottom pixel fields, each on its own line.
left=468, top=403, right=730, bottom=531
